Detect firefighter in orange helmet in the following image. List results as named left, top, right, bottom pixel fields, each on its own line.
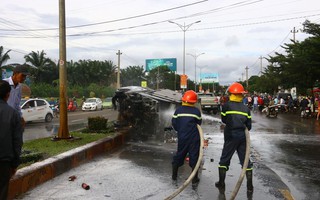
left=215, top=82, right=253, bottom=192
left=171, top=90, right=202, bottom=184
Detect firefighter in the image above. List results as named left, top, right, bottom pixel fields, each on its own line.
left=171, top=90, right=202, bottom=184
left=215, top=82, right=253, bottom=192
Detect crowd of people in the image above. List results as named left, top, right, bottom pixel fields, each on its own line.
left=216, top=92, right=319, bottom=119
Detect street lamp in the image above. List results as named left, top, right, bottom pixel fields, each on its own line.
left=187, top=52, right=205, bottom=92
left=168, top=20, right=201, bottom=77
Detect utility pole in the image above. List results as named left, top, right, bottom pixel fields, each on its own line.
left=116, top=50, right=122, bottom=89
left=259, top=56, right=263, bottom=76
left=198, top=65, right=207, bottom=92
left=56, top=0, right=70, bottom=140
left=157, top=66, right=160, bottom=90
left=245, top=66, right=249, bottom=89
left=291, top=27, right=298, bottom=42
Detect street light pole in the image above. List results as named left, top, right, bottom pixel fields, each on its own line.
left=187, top=52, right=205, bottom=92
left=168, top=20, right=201, bottom=78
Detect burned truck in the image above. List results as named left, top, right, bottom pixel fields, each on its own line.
left=112, top=86, right=182, bottom=142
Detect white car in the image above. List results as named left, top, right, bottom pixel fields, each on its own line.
left=82, top=98, right=103, bottom=111
left=20, top=98, right=54, bottom=122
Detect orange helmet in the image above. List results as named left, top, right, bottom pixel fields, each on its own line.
left=228, top=82, right=247, bottom=94
left=181, top=90, right=197, bottom=103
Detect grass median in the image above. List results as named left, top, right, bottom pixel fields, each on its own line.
left=20, top=131, right=116, bottom=169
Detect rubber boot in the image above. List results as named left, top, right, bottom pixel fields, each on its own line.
left=215, top=168, right=226, bottom=189
left=172, top=164, right=178, bottom=180
left=246, top=170, right=254, bottom=192
left=192, top=168, right=200, bottom=184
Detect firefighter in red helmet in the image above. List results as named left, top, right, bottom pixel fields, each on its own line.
left=215, top=82, right=254, bottom=192
left=171, top=90, right=202, bottom=185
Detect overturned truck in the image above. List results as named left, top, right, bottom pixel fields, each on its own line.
left=112, top=86, right=182, bottom=141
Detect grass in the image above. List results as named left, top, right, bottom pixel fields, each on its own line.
left=20, top=131, right=115, bottom=168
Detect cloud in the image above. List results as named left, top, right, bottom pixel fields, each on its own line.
left=224, top=35, right=239, bottom=47
left=1, top=0, right=318, bottom=86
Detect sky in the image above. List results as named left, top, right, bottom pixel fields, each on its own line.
left=1, top=0, right=320, bottom=85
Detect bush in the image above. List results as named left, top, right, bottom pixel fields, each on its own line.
left=88, top=116, right=108, bottom=131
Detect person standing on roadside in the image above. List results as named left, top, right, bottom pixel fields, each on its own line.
left=3, top=64, right=30, bottom=128
left=0, top=80, right=24, bottom=200
left=215, top=82, right=253, bottom=193
left=171, top=90, right=202, bottom=185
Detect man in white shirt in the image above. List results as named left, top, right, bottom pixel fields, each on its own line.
left=3, top=65, right=29, bottom=128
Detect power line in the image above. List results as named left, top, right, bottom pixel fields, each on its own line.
left=1, top=13, right=318, bottom=39
left=0, top=0, right=208, bottom=32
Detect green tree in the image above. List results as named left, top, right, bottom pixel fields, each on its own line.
left=0, top=46, right=11, bottom=67
left=147, top=66, right=175, bottom=90
left=120, top=66, right=145, bottom=87
left=24, top=50, right=57, bottom=84
left=67, top=60, right=116, bottom=87
left=260, top=20, right=320, bottom=95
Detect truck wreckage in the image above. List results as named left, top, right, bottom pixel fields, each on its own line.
left=112, top=86, right=182, bottom=142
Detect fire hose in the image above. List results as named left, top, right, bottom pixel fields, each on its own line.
left=164, top=124, right=204, bottom=200
left=229, top=128, right=250, bottom=200
left=165, top=126, right=250, bottom=200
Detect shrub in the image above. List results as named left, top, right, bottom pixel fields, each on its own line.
left=88, top=116, right=108, bottom=131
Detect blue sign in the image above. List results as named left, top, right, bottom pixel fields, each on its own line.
left=200, top=73, right=219, bottom=83
left=145, top=58, right=177, bottom=72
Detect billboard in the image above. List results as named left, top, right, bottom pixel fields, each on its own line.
left=145, top=58, right=177, bottom=72
left=200, top=73, right=219, bottom=83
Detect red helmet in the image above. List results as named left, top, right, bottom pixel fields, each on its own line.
left=228, top=82, right=247, bottom=94
left=181, top=90, right=197, bottom=103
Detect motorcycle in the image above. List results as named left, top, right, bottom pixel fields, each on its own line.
left=301, top=106, right=311, bottom=118
left=262, top=105, right=278, bottom=117
left=49, top=104, right=59, bottom=118
left=68, top=101, right=77, bottom=112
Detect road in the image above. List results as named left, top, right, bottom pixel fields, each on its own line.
left=23, top=108, right=118, bottom=141
left=20, top=110, right=320, bottom=200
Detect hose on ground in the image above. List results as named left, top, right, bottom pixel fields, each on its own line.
left=164, top=124, right=204, bottom=200
left=229, top=128, right=250, bottom=200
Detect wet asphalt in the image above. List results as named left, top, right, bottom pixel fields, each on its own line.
left=19, top=109, right=320, bottom=200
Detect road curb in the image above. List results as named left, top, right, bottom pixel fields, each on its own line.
left=8, top=132, right=127, bottom=200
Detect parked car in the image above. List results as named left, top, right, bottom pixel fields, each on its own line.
left=20, top=98, right=54, bottom=122
left=82, top=98, right=103, bottom=111
left=102, top=97, right=113, bottom=109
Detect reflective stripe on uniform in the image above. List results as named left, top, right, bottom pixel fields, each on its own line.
left=218, top=165, right=229, bottom=171
left=221, top=111, right=251, bottom=119
left=172, top=113, right=202, bottom=120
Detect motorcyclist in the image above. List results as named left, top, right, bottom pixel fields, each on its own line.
left=300, top=96, right=309, bottom=117
left=215, top=82, right=253, bottom=192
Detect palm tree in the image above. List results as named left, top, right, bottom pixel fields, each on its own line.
left=0, top=46, right=11, bottom=67
left=24, top=50, right=57, bottom=83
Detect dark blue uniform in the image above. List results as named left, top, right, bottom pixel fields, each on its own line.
left=219, top=101, right=252, bottom=170
left=172, top=105, right=202, bottom=168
